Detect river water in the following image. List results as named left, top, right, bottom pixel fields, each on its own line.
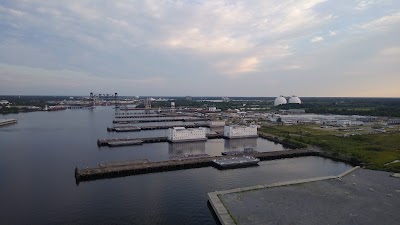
left=0, top=107, right=352, bottom=225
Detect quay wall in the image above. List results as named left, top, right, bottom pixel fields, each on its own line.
left=75, top=149, right=317, bottom=183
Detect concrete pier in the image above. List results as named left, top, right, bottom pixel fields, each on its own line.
left=114, top=114, right=192, bottom=119
left=97, top=133, right=225, bottom=147
left=113, top=118, right=207, bottom=124
left=75, top=149, right=318, bottom=183
left=0, top=119, right=18, bottom=127
left=97, top=137, right=168, bottom=146
left=207, top=167, right=400, bottom=225
left=107, top=123, right=211, bottom=132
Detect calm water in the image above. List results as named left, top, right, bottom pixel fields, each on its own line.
left=0, top=107, right=352, bottom=225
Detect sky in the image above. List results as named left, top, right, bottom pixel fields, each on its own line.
left=0, top=0, right=399, bottom=97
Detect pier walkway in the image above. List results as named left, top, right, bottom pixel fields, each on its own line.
left=75, top=149, right=318, bottom=183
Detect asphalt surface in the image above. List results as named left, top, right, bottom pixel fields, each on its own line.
left=220, top=169, right=400, bottom=225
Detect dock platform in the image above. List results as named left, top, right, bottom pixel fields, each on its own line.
left=107, top=123, right=211, bottom=132
left=97, top=137, right=168, bottom=146
left=114, top=114, right=192, bottom=119
left=97, top=133, right=225, bottom=147
left=75, top=149, right=318, bottom=183
left=113, top=118, right=207, bottom=124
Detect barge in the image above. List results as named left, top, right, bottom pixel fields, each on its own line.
left=212, top=156, right=260, bottom=169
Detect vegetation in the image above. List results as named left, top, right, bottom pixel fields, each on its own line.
left=276, top=97, right=400, bottom=117
left=0, top=107, right=39, bottom=114
left=259, top=125, right=400, bottom=172
left=150, top=98, right=272, bottom=111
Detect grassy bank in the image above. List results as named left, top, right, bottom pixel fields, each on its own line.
left=259, top=125, right=400, bottom=172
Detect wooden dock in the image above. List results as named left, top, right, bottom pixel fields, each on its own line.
left=75, top=149, right=319, bottom=183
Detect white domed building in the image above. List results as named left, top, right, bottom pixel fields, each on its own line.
left=288, top=96, right=302, bottom=104
left=274, top=96, right=287, bottom=106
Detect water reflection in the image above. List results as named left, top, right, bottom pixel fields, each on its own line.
left=168, top=141, right=206, bottom=156
left=224, top=138, right=257, bottom=151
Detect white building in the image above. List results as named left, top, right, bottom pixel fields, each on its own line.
left=224, top=125, right=258, bottom=139
left=387, top=119, right=400, bottom=125
left=0, top=100, right=10, bottom=105
left=208, top=120, right=225, bottom=127
left=337, top=120, right=364, bottom=126
left=208, top=107, right=217, bottom=112
left=167, top=127, right=207, bottom=142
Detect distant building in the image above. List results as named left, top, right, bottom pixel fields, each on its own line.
left=355, top=116, right=379, bottom=123
left=167, top=127, right=207, bottom=142
left=0, top=100, right=10, bottom=105
left=224, top=125, right=258, bottom=139
left=208, top=120, right=225, bottom=127
left=278, top=109, right=305, bottom=115
left=186, top=96, right=192, bottom=101
left=387, top=119, right=400, bottom=125
left=337, top=120, right=364, bottom=126
left=208, top=107, right=217, bottom=112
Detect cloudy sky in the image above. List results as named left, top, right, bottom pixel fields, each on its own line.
left=0, top=0, right=399, bottom=97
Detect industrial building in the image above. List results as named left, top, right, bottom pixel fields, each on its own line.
left=336, top=120, right=364, bottom=126
left=0, top=100, right=10, bottom=105
left=387, top=118, right=400, bottom=125
left=167, top=127, right=207, bottom=142
left=278, top=109, right=305, bottom=115
left=224, top=125, right=258, bottom=139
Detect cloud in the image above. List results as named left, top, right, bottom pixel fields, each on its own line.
left=380, top=47, right=400, bottom=56
left=361, top=12, right=400, bottom=31
left=311, top=36, right=324, bottom=43
left=163, top=28, right=253, bottom=54
left=216, top=57, right=260, bottom=76
left=0, top=0, right=399, bottom=96
left=0, top=64, right=165, bottom=94
left=355, top=0, right=383, bottom=10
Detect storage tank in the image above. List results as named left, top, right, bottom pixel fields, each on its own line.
left=288, top=96, right=302, bottom=104
left=274, top=96, right=287, bottom=106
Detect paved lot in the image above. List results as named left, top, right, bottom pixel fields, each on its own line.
left=219, top=169, right=400, bottom=225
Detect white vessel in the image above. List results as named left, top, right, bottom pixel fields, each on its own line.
left=223, top=125, right=258, bottom=139
left=167, top=127, right=207, bottom=142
